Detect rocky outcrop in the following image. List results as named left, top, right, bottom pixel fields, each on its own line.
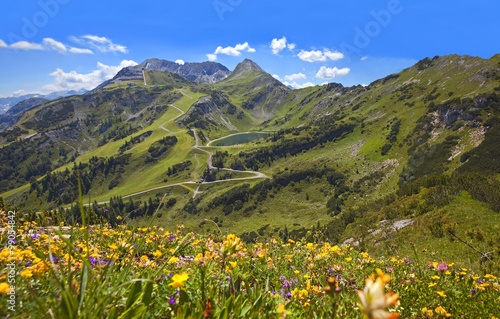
left=97, top=59, right=232, bottom=90
left=178, top=92, right=237, bottom=130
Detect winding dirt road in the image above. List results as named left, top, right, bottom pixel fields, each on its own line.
left=86, top=90, right=268, bottom=205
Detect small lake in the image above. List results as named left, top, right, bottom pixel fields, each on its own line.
left=210, top=132, right=271, bottom=146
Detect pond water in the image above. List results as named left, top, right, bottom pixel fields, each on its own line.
left=210, top=132, right=271, bottom=146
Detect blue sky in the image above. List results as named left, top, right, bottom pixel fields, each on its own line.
left=1, top=0, right=500, bottom=96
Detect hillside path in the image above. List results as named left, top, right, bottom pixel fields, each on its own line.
left=86, top=90, right=268, bottom=205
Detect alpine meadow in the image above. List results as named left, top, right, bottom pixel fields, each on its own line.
left=0, top=1, right=499, bottom=318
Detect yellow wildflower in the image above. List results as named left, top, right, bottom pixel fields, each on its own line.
left=21, top=268, right=33, bottom=278
left=168, top=256, right=179, bottom=264
left=422, top=307, right=433, bottom=317
left=153, top=250, right=162, bottom=258
left=169, top=273, right=189, bottom=288
left=0, top=282, right=11, bottom=294
left=435, top=306, right=451, bottom=317
left=277, top=303, right=290, bottom=317
left=0, top=249, right=10, bottom=259
left=436, top=291, right=447, bottom=297
left=229, top=261, right=237, bottom=268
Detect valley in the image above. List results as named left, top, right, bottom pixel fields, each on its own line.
left=0, top=54, right=499, bottom=272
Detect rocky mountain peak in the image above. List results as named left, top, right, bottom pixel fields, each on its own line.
left=232, top=59, right=265, bottom=76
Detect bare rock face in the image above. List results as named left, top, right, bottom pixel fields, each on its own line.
left=100, top=59, right=232, bottom=89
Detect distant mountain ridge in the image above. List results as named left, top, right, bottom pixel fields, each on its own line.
left=0, top=89, right=87, bottom=114
left=0, top=97, right=49, bottom=131
left=95, top=58, right=232, bottom=90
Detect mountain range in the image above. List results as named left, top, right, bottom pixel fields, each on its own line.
left=0, top=89, right=88, bottom=114
left=1, top=54, right=499, bottom=264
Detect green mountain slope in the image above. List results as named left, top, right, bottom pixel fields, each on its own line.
left=1, top=54, right=499, bottom=268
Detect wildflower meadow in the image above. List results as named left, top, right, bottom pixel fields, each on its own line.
left=0, top=210, right=499, bottom=318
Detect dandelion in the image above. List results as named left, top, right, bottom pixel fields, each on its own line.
left=169, top=273, right=189, bottom=288
left=357, top=269, right=399, bottom=319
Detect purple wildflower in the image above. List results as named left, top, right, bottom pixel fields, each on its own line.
left=435, top=263, right=448, bottom=272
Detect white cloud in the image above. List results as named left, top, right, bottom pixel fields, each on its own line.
left=0, top=37, right=93, bottom=54
left=207, top=42, right=255, bottom=61
left=270, top=37, right=296, bottom=55
left=298, top=49, right=344, bottom=63
left=175, top=59, right=185, bottom=65
left=207, top=54, right=217, bottom=61
left=42, top=60, right=138, bottom=92
left=71, top=35, right=128, bottom=53
left=361, top=56, right=368, bottom=61
left=315, top=66, right=350, bottom=79
left=272, top=74, right=282, bottom=81
left=81, top=35, right=108, bottom=44
left=10, top=41, right=44, bottom=51
left=284, top=73, right=306, bottom=81
left=283, top=81, right=316, bottom=89
left=323, top=50, right=344, bottom=61
left=42, top=38, right=67, bottom=53
left=12, top=90, right=43, bottom=97
left=214, top=42, right=255, bottom=56
left=69, top=47, right=93, bottom=54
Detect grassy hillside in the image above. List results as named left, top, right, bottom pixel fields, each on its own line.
left=1, top=54, right=499, bottom=269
